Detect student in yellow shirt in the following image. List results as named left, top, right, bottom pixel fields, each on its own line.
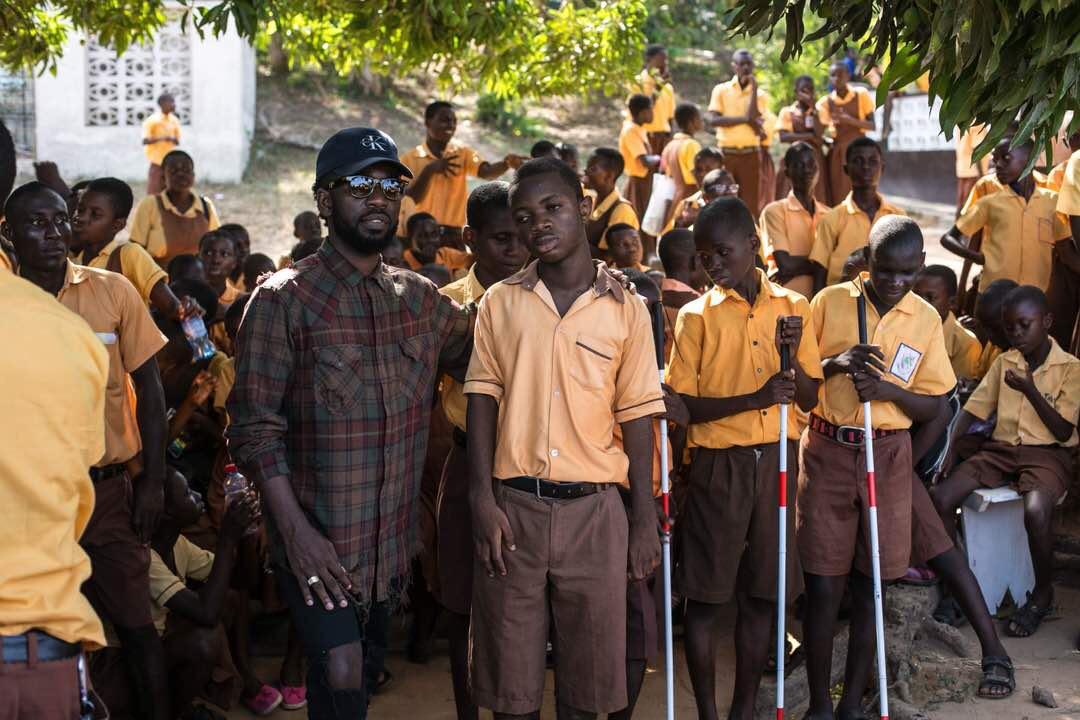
left=934, top=286, right=1080, bottom=639
left=660, top=102, right=704, bottom=231
left=401, top=101, right=526, bottom=243
left=809, top=137, right=905, bottom=292
left=970, top=278, right=1019, bottom=381
left=776, top=75, right=828, bottom=204
left=667, top=196, right=822, bottom=720
left=913, top=265, right=982, bottom=383
left=817, top=62, right=876, bottom=205
left=130, top=150, right=221, bottom=265
left=633, top=43, right=676, bottom=153
left=620, top=94, right=661, bottom=226
left=800, top=216, right=955, bottom=720
left=760, top=142, right=828, bottom=299
left=142, top=93, right=181, bottom=195
left=705, top=49, right=774, bottom=215
left=582, top=147, right=641, bottom=253
left=1049, top=136, right=1080, bottom=350
left=606, top=223, right=651, bottom=272
left=402, top=211, right=474, bottom=276
left=436, top=181, right=530, bottom=720
left=71, top=177, right=198, bottom=320
left=954, top=124, right=991, bottom=213
left=941, top=131, right=1071, bottom=294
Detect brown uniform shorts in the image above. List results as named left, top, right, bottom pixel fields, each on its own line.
left=0, top=638, right=82, bottom=720
left=910, top=473, right=953, bottom=566
left=676, top=442, right=802, bottom=604
left=470, top=482, right=629, bottom=715
left=436, top=436, right=473, bottom=616
left=797, top=429, right=912, bottom=581
left=950, top=441, right=1073, bottom=501
left=80, top=471, right=153, bottom=629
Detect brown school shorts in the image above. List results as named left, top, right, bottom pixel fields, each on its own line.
left=80, top=472, right=153, bottom=629
left=0, top=649, right=82, bottom=720
left=796, top=429, right=912, bottom=581
left=949, top=441, right=1073, bottom=501
left=436, top=438, right=473, bottom=616
left=470, top=482, right=629, bottom=715
left=910, top=473, right=953, bottom=566
left=676, top=442, right=802, bottom=604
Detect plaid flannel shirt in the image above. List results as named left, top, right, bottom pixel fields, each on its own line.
left=227, top=241, right=471, bottom=606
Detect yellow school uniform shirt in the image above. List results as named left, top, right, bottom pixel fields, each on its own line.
left=976, top=342, right=1002, bottom=381
left=635, top=68, right=675, bottom=133
left=760, top=192, right=828, bottom=299
left=129, top=192, right=221, bottom=260
left=1057, top=149, right=1080, bottom=216
left=955, top=125, right=991, bottom=179
left=961, top=171, right=1056, bottom=214
left=809, top=192, right=906, bottom=286
left=663, top=190, right=702, bottom=235
left=147, top=536, right=214, bottom=635
left=400, top=140, right=483, bottom=229
left=80, top=238, right=169, bottom=305
left=955, top=183, right=1071, bottom=290
left=619, top=121, right=652, bottom=179
left=942, top=312, right=981, bottom=381
left=142, top=111, right=181, bottom=166
left=815, top=87, right=876, bottom=132
left=666, top=269, right=823, bottom=449
left=439, top=267, right=486, bottom=431
left=591, top=189, right=640, bottom=249
left=464, top=261, right=665, bottom=483
left=403, top=246, right=474, bottom=273
left=56, top=263, right=168, bottom=466
left=208, top=351, right=235, bottom=416
left=965, top=338, right=1080, bottom=447
left=810, top=276, right=956, bottom=430
left=667, top=132, right=701, bottom=186
left=708, top=77, right=772, bottom=149
left=0, top=269, right=108, bottom=649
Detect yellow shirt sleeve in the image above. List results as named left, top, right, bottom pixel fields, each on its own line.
left=760, top=204, right=789, bottom=256
left=118, top=243, right=169, bottom=304
left=1053, top=361, right=1080, bottom=433
left=857, top=88, right=876, bottom=119
left=909, top=317, right=957, bottom=397
left=808, top=214, right=837, bottom=270
left=178, top=536, right=215, bottom=583
left=777, top=107, right=793, bottom=133
left=204, top=198, right=221, bottom=231
left=953, top=328, right=983, bottom=381
left=955, top=194, right=990, bottom=237
left=963, top=353, right=1004, bottom=420
left=148, top=550, right=186, bottom=609
left=613, top=300, right=664, bottom=424
left=463, top=145, right=483, bottom=178
left=677, top=138, right=701, bottom=186
left=611, top=202, right=641, bottom=229
left=795, top=296, right=825, bottom=382
left=463, top=294, right=504, bottom=400
left=113, top=275, right=168, bottom=373
left=1053, top=210, right=1072, bottom=241
left=128, top=196, right=155, bottom=254
left=708, top=85, right=723, bottom=113
left=1058, top=152, right=1080, bottom=216
left=665, top=305, right=704, bottom=398
left=814, top=96, right=832, bottom=127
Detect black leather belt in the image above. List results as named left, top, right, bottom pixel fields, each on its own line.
left=808, top=414, right=902, bottom=448
left=503, top=476, right=614, bottom=500
left=88, top=464, right=126, bottom=483
left=1, top=630, right=81, bottom=664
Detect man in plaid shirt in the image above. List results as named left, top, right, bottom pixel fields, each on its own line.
left=227, top=127, right=473, bottom=719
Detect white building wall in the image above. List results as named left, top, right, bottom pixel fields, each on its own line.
left=34, top=7, right=254, bottom=183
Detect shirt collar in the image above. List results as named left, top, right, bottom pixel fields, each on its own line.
left=705, top=268, right=779, bottom=307
left=1005, top=337, right=1075, bottom=370
left=840, top=192, right=898, bottom=217
left=590, top=189, right=622, bottom=218
left=461, top=266, right=486, bottom=304
left=784, top=191, right=823, bottom=216
left=725, top=77, right=750, bottom=94
left=62, top=260, right=89, bottom=291
left=319, top=240, right=395, bottom=292
left=844, top=273, right=917, bottom=316
left=417, top=139, right=461, bottom=159
left=505, top=259, right=626, bottom=303
left=159, top=192, right=205, bottom=216
left=85, top=237, right=124, bottom=265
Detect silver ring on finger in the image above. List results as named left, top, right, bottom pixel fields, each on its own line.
left=306, top=575, right=321, bottom=586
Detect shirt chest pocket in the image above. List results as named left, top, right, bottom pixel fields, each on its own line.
left=385, top=332, right=435, bottom=406
left=1036, top=217, right=1055, bottom=246
left=314, top=344, right=375, bottom=415
left=569, top=334, right=618, bottom=392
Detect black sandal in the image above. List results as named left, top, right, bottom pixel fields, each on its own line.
left=1006, top=593, right=1052, bottom=637
left=977, top=656, right=1015, bottom=699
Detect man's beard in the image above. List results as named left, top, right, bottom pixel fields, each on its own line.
left=332, top=211, right=398, bottom=255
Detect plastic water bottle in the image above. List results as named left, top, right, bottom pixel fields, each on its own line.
left=223, top=463, right=259, bottom=536
left=181, top=315, right=216, bottom=362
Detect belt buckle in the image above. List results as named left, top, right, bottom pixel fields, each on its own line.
left=836, top=425, right=865, bottom=448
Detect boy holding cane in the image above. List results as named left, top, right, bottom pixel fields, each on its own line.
left=800, top=215, right=955, bottom=719
left=667, top=196, right=822, bottom=720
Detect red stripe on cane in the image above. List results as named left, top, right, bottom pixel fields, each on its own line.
left=867, top=471, right=877, bottom=507
left=662, top=494, right=671, bottom=532
left=777, top=709, right=784, bottom=720
left=778, top=471, right=787, bottom=506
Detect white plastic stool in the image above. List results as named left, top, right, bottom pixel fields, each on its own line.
left=961, top=487, right=1034, bottom=615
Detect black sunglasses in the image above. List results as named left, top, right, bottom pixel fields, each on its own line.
left=327, top=174, right=409, bottom=200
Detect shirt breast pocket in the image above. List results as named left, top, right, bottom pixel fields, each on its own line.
left=569, top=334, right=618, bottom=391
left=314, top=344, right=371, bottom=415
left=391, top=332, right=435, bottom=405
left=1036, top=217, right=1056, bottom=246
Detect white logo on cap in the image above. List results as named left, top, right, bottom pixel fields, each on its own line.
left=361, top=134, right=388, bottom=152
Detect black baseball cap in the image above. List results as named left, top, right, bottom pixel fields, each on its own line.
left=314, top=127, right=414, bottom=188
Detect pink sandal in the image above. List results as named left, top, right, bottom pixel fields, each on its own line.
left=242, top=684, right=283, bottom=716
left=277, top=683, right=307, bottom=711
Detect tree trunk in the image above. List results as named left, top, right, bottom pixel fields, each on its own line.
left=352, top=60, right=385, bottom=96
left=268, top=32, right=289, bottom=76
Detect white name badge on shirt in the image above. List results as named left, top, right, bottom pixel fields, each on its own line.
left=95, top=332, right=118, bottom=345
left=889, top=342, right=922, bottom=383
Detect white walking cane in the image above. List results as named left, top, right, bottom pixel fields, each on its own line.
left=857, top=292, right=890, bottom=720
left=650, top=302, right=676, bottom=720
left=775, top=333, right=791, bottom=719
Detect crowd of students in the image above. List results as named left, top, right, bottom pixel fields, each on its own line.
left=3, top=40, right=1080, bottom=720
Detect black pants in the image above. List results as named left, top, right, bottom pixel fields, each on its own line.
left=276, top=567, right=384, bottom=720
